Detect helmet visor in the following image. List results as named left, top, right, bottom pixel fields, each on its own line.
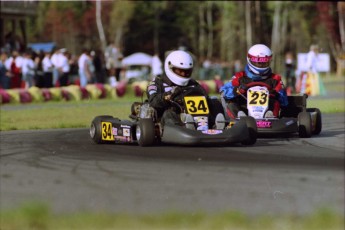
left=248, top=54, right=271, bottom=68
left=171, top=66, right=193, bottom=78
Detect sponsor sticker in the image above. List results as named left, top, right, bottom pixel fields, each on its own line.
left=202, top=129, right=223, bottom=135
left=112, top=127, right=118, bottom=136
left=256, top=120, right=272, bottom=128
left=147, top=85, right=157, bottom=92
left=285, top=120, right=294, bottom=126
left=164, top=86, right=173, bottom=92
left=115, top=136, right=131, bottom=142
left=123, top=128, right=130, bottom=137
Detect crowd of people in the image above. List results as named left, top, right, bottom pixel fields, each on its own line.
left=2, top=47, right=89, bottom=89
left=0, top=43, right=166, bottom=90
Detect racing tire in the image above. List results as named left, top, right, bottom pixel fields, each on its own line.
left=298, top=112, right=312, bottom=138
left=240, top=116, right=257, bottom=145
left=307, top=108, right=322, bottom=135
left=90, top=115, right=114, bottom=144
left=136, top=118, right=156, bottom=147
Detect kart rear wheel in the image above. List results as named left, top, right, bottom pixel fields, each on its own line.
left=298, top=112, right=312, bottom=138
left=90, top=115, right=114, bottom=144
left=307, top=108, right=322, bottom=135
left=136, top=118, right=156, bottom=146
left=240, top=116, right=257, bottom=145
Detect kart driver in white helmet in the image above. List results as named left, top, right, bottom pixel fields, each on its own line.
left=147, top=50, right=224, bottom=129
left=220, top=44, right=288, bottom=119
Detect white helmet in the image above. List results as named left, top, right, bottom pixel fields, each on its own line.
left=164, top=50, right=193, bottom=86
left=247, top=44, right=272, bottom=76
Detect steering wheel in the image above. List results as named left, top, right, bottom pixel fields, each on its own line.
left=169, top=86, right=207, bottom=112
left=243, top=81, right=272, bottom=91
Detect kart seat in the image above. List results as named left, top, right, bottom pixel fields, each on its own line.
left=280, top=94, right=307, bottom=118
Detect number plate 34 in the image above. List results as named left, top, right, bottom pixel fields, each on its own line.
left=101, top=122, right=114, bottom=140
left=184, top=96, right=209, bottom=115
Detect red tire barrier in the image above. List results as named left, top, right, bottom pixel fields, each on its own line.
left=19, top=89, right=32, bottom=103
left=41, top=88, right=53, bottom=101
left=80, top=87, right=90, bottom=99
left=0, top=80, right=226, bottom=104
left=61, top=88, right=70, bottom=101
left=115, top=82, right=127, bottom=97
left=95, top=83, right=107, bottom=99
left=0, top=89, right=11, bottom=104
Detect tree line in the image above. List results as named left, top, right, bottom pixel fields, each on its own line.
left=26, top=1, right=344, bottom=76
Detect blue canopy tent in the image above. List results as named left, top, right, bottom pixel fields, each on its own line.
left=27, top=42, right=56, bottom=53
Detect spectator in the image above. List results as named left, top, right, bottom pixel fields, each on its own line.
left=284, top=51, right=296, bottom=94
left=87, top=51, right=96, bottom=83
left=42, top=51, right=54, bottom=88
left=78, top=48, right=92, bottom=87
left=0, top=52, right=11, bottom=89
left=51, top=48, right=63, bottom=87
left=91, top=49, right=106, bottom=84
left=233, top=59, right=242, bottom=74
left=58, top=49, right=70, bottom=87
left=151, top=53, right=163, bottom=80
left=68, top=53, right=79, bottom=84
left=306, top=44, right=319, bottom=73
left=303, top=44, right=326, bottom=96
left=202, top=57, right=211, bottom=80
left=22, top=51, right=36, bottom=88
left=5, top=50, right=23, bottom=88
left=34, top=50, right=45, bottom=88
left=105, top=43, right=123, bottom=86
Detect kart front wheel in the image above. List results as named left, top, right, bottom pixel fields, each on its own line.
left=90, top=115, right=114, bottom=144
left=241, top=116, right=257, bottom=145
left=136, top=118, right=156, bottom=147
left=298, top=112, right=312, bottom=138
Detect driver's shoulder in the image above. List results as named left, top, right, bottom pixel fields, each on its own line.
left=271, top=73, right=282, bottom=81
left=188, top=79, right=200, bottom=86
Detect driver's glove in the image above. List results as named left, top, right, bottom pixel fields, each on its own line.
left=237, top=84, right=247, bottom=94
left=170, top=87, right=182, bottom=99
left=163, top=91, right=172, bottom=101
left=269, top=90, right=279, bottom=98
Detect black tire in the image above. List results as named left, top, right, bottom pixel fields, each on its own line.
left=90, top=115, right=113, bottom=144
left=136, top=118, right=156, bottom=147
left=307, top=108, right=322, bottom=135
left=240, top=116, right=257, bottom=145
left=298, top=112, right=312, bottom=138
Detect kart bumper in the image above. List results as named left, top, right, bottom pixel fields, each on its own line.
left=161, top=120, right=249, bottom=145
left=256, top=117, right=298, bottom=134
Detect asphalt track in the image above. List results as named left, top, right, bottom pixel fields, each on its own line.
left=0, top=113, right=344, bottom=217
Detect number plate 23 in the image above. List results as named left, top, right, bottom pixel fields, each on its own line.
left=247, top=88, right=269, bottom=106
left=184, top=96, right=209, bottom=115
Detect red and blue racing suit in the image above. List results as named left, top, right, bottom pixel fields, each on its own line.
left=220, top=65, right=288, bottom=119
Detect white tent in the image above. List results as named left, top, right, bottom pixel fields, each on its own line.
left=122, top=52, right=153, bottom=66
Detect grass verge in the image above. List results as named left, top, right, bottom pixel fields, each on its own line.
left=1, top=96, right=343, bottom=131
left=0, top=201, right=344, bottom=230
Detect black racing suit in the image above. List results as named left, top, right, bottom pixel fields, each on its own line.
left=147, top=74, right=222, bottom=128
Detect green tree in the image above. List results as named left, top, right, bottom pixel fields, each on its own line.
left=108, top=1, right=135, bottom=48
